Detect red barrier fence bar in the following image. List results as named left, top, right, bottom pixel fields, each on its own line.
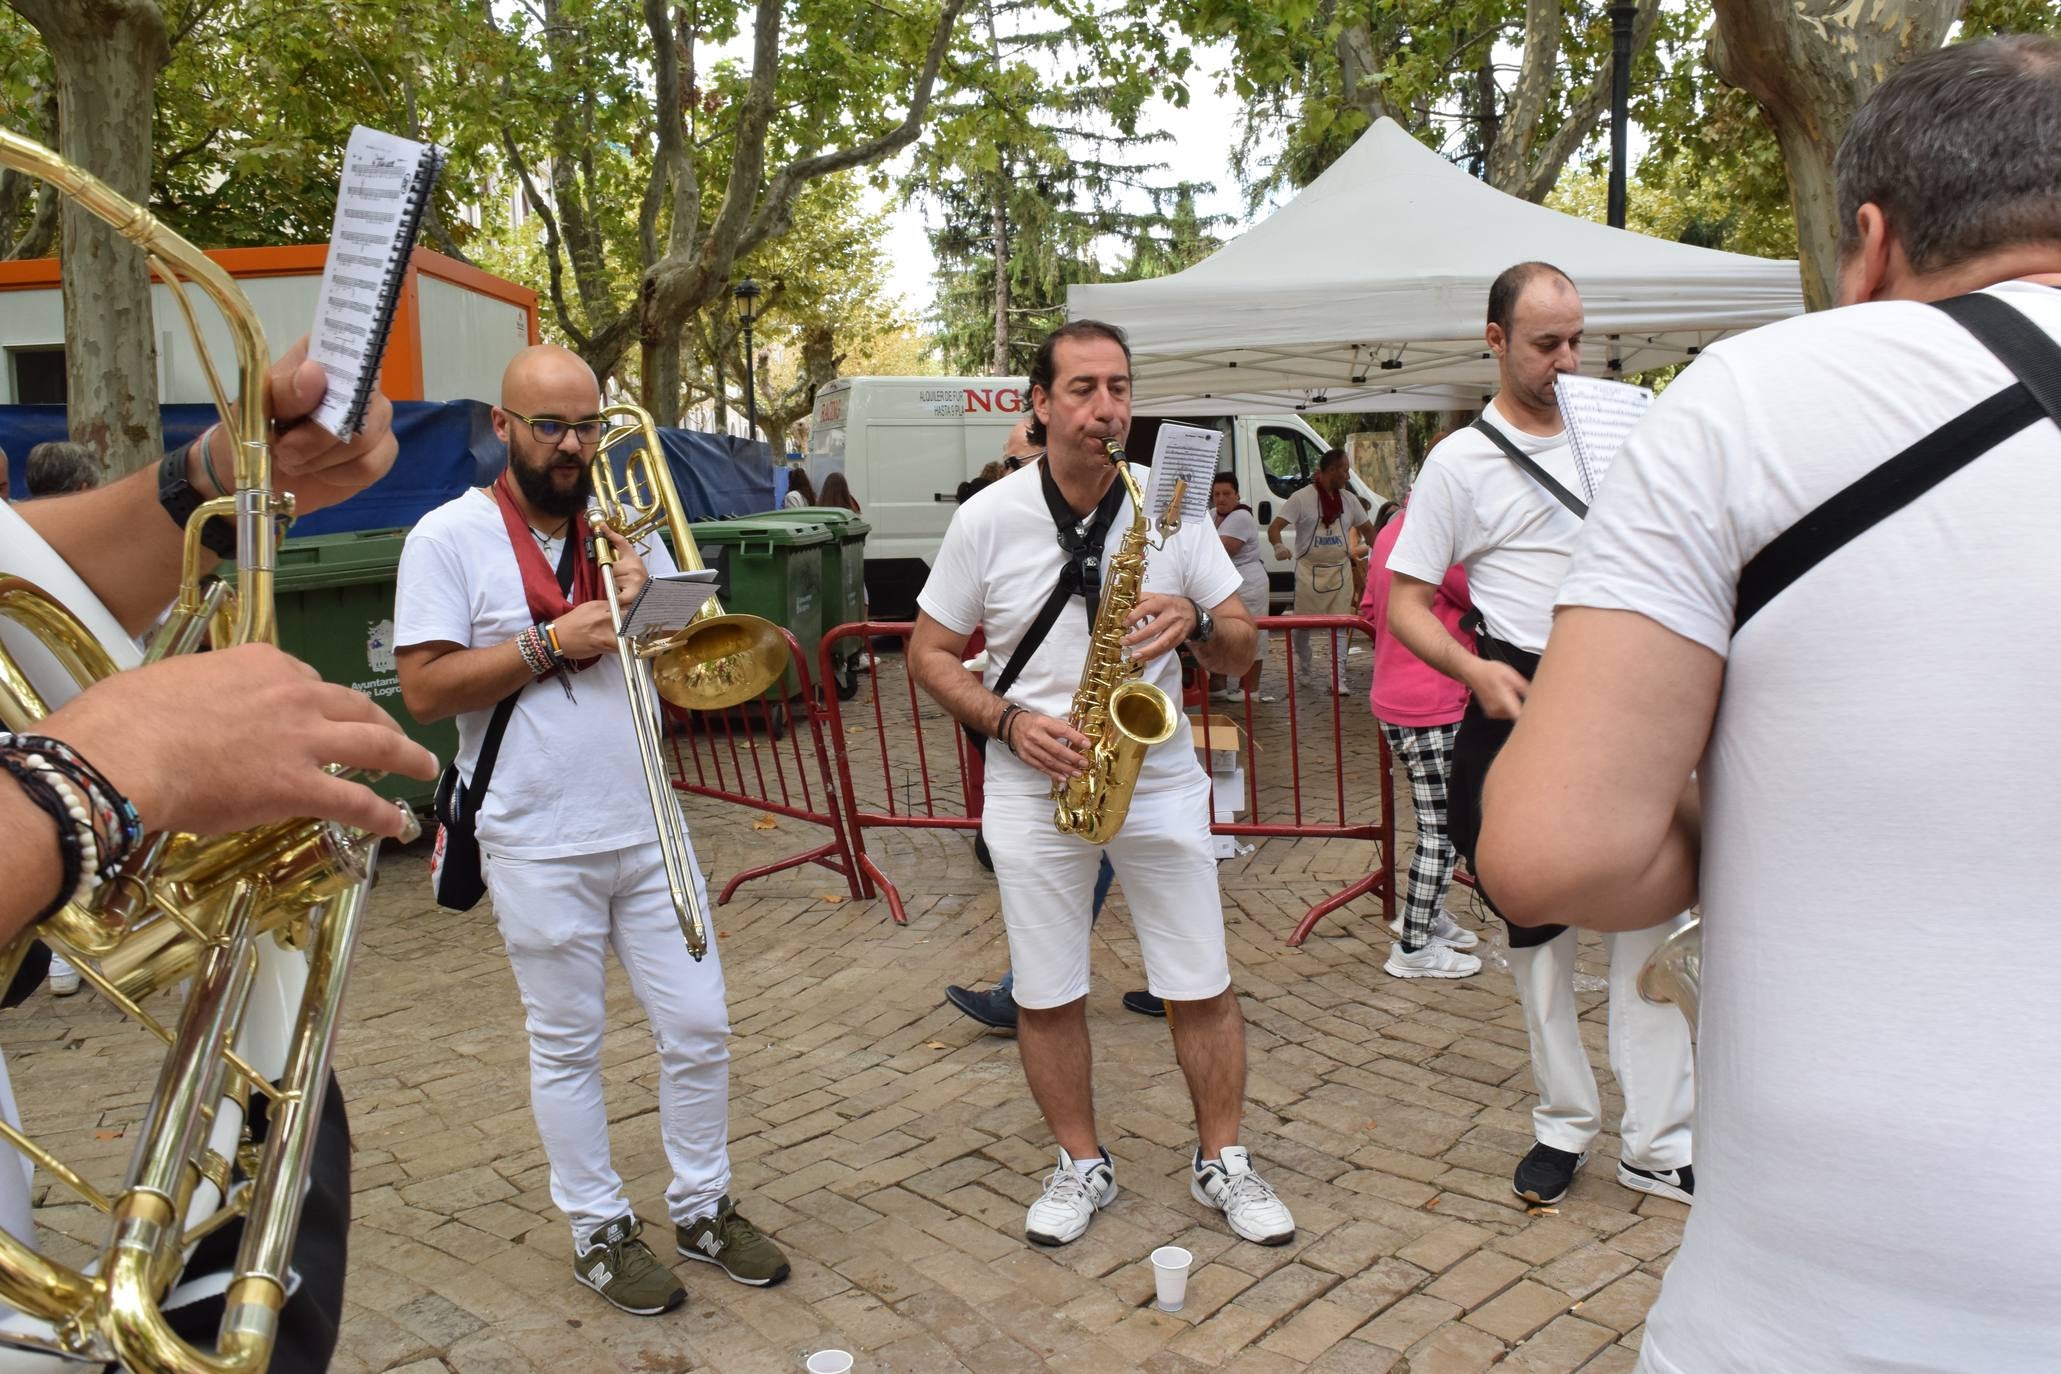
left=816, top=616, right=1397, bottom=943
left=663, top=627, right=864, bottom=904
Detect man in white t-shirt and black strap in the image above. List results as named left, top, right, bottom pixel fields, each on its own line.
left=1385, top=264, right=1695, bottom=1212
left=1478, top=37, right=2061, bottom=1372
left=911, top=320, right=1297, bottom=1250
left=395, top=345, right=789, bottom=1317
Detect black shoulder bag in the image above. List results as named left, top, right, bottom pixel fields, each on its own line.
left=1734, top=290, right=2061, bottom=632
left=429, top=530, right=578, bottom=911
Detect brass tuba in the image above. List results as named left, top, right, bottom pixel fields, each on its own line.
left=585, top=404, right=790, bottom=960
left=1051, top=439, right=1185, bottom=844
left=0, top=126, right=412, bottom=1371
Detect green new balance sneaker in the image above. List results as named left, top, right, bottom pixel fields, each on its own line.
left=574, top=1214, right=686, bottom=1315
left=675, top=1195, right=791, bottom=1286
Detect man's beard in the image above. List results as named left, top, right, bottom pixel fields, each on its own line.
left=511, top=450, right=593, bottom=518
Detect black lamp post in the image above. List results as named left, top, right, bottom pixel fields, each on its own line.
left=1608, top=2, right=1637, bottom=231
left=733, top=277, right=762, bottom=442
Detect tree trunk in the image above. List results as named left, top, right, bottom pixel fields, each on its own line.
left=1710, top=0, right=1961, bottom=311
left=9, top=0, right=170, bottom=473
left=989, top=177, right=1010, bottom=375
left=643, top=331, right=683, bottom=427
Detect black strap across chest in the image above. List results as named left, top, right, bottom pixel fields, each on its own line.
left=1471, top=417, right=1589, bottom=519
left=989, top=462, right=1127, bottom=699
left=1733, top=289, right=2061, bottom=633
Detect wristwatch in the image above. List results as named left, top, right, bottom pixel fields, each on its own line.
left=157, top=441, right=238, bottom=558
left=1187, top=597, right=1215, bottom=643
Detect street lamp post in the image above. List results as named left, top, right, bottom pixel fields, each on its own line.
left=1608, top=2, right=1637, bottom=231
left=733, top=277, right=762, bottom=442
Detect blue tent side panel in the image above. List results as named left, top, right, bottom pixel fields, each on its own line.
left=0, top=403, right=775, bottom=530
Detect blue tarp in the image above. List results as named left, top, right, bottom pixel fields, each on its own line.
left=0, top=402, right=776, bottom=531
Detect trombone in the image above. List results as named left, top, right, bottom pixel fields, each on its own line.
left=586, top=404, right=790, bottom=960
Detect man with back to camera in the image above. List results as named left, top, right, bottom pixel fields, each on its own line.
left=909, top=320, right=1296, bottom=1249
left=1384, top=263, right=1695, bottom=1210
left=1478, top=36, right=2061, bottom=1371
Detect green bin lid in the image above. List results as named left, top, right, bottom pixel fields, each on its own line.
left=247, top=527, right=411, bottom=592
left=684, top=518, right=832, bottom=547
left=772, top=505, right=870, bottom=536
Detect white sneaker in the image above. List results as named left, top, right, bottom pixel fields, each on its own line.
left=1191, top=1146, right=1294, bottom=1245
left=47, top=956, right=80, bottom=998
left=1211, top=686, right=1241, bottom=701
left=1384, top=941, right=1482, bottom=979
left=1385, top=910, right=1479, bottom=950
left=1025, top=1148, right=1115, bottom=1246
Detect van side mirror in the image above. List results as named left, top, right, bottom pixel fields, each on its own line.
left=1258, top=500, right=1273, bottom=524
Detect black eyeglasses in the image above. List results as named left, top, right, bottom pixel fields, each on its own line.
left=505, top=410, right=607, bottom=444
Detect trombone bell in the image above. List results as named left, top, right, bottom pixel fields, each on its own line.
left=650, top=614, right=791, bottom=712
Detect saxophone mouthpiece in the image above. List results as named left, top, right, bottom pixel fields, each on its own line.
left=1103, top=436, right=1127, bottom=465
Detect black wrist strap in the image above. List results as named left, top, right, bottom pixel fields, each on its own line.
left=1471, top=418, right=1589, bottom=519
left=158, top=443, right=238, bottom=558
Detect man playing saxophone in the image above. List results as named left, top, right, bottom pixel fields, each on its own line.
left=394, top=345, right=789, bottom=1318
left=910, top=320, right=1296, bottom=1249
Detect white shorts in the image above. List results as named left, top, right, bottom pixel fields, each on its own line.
left=983, top=771, right=1231, bottom=1009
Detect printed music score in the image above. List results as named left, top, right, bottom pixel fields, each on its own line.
left=307, top=126, right=446, bottom=439
left=1554, top=373, right=1653, bottom=501
left=1143, top=422, right=1221, bottom=526
left=622, top=570, right=721, bottom=643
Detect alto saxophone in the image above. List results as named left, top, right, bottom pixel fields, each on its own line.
left=1052, top=439, right=1187, bottom=844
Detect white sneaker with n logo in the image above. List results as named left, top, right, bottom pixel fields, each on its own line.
left=1192, top=1145, right=1296, bottom=1245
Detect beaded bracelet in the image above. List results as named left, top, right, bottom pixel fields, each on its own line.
left=995, top=703, right=1026, bottom=756
left=0, top=730, right=147, bottom=923
left=515, top=625, right=553, bottom=678
left=0, top=755, right=84, bottom=923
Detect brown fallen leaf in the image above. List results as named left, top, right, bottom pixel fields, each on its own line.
left=925, top=1041, right=948, bottom=1050
left=94, top=1129, right=122, bottom=1141
left=1525, top=1205, right=1560, bottom=1217
left=818, top=892, right=846, bottom=905
left=1423, top=1198, right=1439, bottom=1210
left=751, top=815, right=778, bottom=830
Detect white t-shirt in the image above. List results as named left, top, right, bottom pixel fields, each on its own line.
left=1276, top=482, right=1368, bottom=559
left=1386, top=399, right=1582, bottom=654
left=1558, top=280, right=2061, bottom=1374
left=1215, top=506, right=1266, bottom=579
left=395, top=488, right=680, bottom=860
left=918, top=464, right=1242, bottom=797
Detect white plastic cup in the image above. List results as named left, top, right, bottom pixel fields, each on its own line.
left=804, top=1353, right=853, bottom=1374
left=1150, top=1245, right=1193, bottom=1313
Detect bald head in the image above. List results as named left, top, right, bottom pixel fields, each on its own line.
left=500, top=343, right=600, bottom=415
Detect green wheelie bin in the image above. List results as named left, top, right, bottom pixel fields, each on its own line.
left=760, top=505, right=870, bottom=694
left=259, top=528, right=455, bottom=810
left=680, top=517, right=830, bottom=700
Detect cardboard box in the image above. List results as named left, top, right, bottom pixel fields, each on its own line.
left=1190, top=713, right=1249, bottom=775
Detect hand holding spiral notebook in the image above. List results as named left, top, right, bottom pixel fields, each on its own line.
left=307, top=126, right=446, bottom=439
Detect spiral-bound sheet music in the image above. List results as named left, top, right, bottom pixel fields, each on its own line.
left=308, top=126, right=446, bottom=439
left=1554, top=373, right=1653, bottom=501
left=1142, top=422, right=1220, bottom=526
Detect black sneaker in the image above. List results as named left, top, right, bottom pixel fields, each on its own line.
left=944, top=983, right=1017, bottom=1031
left=1617, top=1161, right=1694, bottom=1204
left=1512, top=1142, right=1589, bottom=1205
left=1120, top=990, right=1166, bottom=1018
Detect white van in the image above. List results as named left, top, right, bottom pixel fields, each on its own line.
left=807, top=375, right=1382, bottom=618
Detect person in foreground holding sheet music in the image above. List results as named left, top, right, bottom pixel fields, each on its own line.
left=1384, top=264, right=1695, bottom=1211
left=1479, top=40, right=2061, bottom=1372
left=393, top=344, right=789, bottom=1317
left=909, top=322, right=1294, bottom=1250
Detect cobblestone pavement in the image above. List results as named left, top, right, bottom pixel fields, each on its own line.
left=2, top=640, right=1680, bottom=1373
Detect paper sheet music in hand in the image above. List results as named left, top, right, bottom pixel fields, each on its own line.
left=1142, top=423, right=1221, bottom=526
left=1553, top=373, right=1653, bottom=502
left=308, top=126, right=446, bottom=439
left=622, top=570, right=721, bottom=642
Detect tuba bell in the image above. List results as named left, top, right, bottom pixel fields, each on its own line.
left=1637, top=916, right=1702, bottom=1028
left=0, top=125, right=412, bottom=1372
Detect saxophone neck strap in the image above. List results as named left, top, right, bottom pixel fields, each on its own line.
left=988, top=459, right=1129, bottom=701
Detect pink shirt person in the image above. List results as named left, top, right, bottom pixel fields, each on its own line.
left=1364, top=508, right=1472, bottom=726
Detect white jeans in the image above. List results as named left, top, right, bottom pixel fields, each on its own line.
left=1505, top=918, right=1695, bottom=1169
left=484, top=842, right=732, bottom=1249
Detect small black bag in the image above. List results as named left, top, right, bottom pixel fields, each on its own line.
left=428, top=691, right=520, bottom=911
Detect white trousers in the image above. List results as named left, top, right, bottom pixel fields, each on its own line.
left=1506, top=919, right=1695, bottom=1169
left=484, top=842, right=732, bottom=1250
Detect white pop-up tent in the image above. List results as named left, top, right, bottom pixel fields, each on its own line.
left=1068, top=117, right=1805, bottom=414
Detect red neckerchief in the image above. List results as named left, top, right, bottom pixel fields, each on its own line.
left=492, top=472, right=601, bottom=670
left=1316, top=482, right=1344, bottom=528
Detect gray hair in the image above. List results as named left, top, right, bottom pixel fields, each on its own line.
left=1836, top=34, right=2061, bottom=274
left=24, top=441, right=102, bottom=497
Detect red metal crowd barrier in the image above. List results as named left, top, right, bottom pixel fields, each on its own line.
left=815, top=615, right=1399, bottom=943
left=662, top=627, right=864, bottom=904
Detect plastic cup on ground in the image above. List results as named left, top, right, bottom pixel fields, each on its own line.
left=1151, top=1245, right=1192, bottom=1312
left=805, top=1353, right=853, bottom=1374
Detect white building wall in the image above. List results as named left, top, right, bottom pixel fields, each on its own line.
left=417, top=274, right=528, bottom=404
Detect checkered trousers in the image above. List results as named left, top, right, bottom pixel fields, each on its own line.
left=1379, top=721, right=1461, bottom=950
